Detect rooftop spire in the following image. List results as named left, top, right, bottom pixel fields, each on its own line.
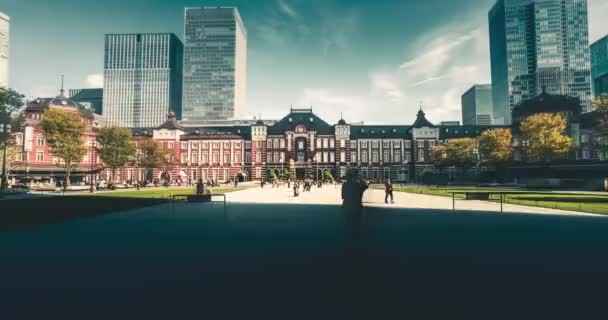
left=59, top=75, right=65, bottom=97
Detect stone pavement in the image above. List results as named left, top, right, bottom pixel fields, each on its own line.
left=227, top=183, right=600, bottom=216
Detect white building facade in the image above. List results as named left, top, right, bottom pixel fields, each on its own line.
left=102, top=33, right=183, bottom=128
left=0, top=12, right=10, bottom=88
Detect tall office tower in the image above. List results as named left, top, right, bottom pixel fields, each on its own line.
left=461, top=84, right=494, bottom=125
left=0, top=13, right=10, bottom=88
left=103, top=33, right=183, bottom=128
left=182, top=7, right=247, bottom=122
left=591, top=36, right=608, bottom=97
left=489, top=0, right=592, bottom=125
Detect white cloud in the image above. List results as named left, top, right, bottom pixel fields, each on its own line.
left=277, top=0, right=297, bottom=18
left=589, top=0, right=608, bottom=43
left=86, top=74, right=103, bottom=88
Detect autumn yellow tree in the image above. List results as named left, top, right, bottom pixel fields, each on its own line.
left=520, top=113, right=573, bottom=162
left=431, top=145, right=448, bottom=167
left=478, top=128, right=513, bottom=164
left=445, top=138, right=477, bottom=167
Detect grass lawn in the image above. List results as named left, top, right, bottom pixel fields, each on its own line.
left=394, top=186, right=608, bottom=215
left=89, top=187, right=242, bottom=199
left=0, top=187, right=244, bottom=231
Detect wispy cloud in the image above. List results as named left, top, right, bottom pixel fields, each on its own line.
left=277, top=0, right=297, bottom=18
left=319, top=8, right=360, bottom=56
left=86, top=74, right=104, bottom=88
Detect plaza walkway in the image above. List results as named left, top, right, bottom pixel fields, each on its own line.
left=227, top=184, right=598, bottom=216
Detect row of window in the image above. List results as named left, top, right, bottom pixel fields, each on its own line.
left=180, top=152, right=242, bottom=164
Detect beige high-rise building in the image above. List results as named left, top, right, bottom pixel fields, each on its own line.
left=0, top=12, right=10, bottom=88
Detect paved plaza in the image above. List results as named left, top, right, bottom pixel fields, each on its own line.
left=227, top=184, right=597, bottom=216
left=2, top=186, right=608, bottom=318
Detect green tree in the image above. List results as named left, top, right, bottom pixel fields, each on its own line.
left=520, top=113, right=573, bottom=162
left=41, top=108, right=86, bottom=188
left=96, top=127, right=136, bottom=186
left=0, top=88, right=25, bottom=154
left=593, top=95, right=608, bottom=155
left=478, top=128, right=513, bottom=164
left=323, top=169, right=334, bottom=182
left=135, top=138, right=159, bottom=183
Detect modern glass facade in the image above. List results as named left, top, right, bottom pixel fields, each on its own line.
left=182, top=7, right=247, bottom=122
left=462, top=84, right=494, bottom=125
left=0, top=12, right=9, bottom=88
left=489, top=0, right=592, bottom=125
left=68, top=88, right=104, bottom=115
left=103, top=33, right=183, bottom=128
left=591, top=36, right=608, bottom=97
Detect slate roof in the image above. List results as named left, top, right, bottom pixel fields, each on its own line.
left=350, top=125, right=412, bottom=139
left=181, top=126, right=251, bottom=140
left=267, top=109, right=334, bottom=135
left=439, top=125, right=509, bottom=139
left=412, top=109, right=435, bottom=128
left=158, top=113, right=183, bottom=130
left=25, top=95, right=94, bottom=118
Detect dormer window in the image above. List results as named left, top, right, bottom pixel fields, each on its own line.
left=289, top=118, right=293, bottom=122
left=310, top=118, right=314, bottom=122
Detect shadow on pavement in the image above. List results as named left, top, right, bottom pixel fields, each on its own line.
left=1, top=202, right=608, bottom=318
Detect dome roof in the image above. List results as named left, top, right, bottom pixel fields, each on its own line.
left=337, top=119, right=347, bottom=125
left=48, top=95, right=80, bottom=108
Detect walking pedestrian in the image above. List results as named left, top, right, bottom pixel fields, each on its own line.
left=384, top=178, right=394, bottom=204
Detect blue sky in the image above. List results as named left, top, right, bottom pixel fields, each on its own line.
left=2, top=0, right=607, bottom=124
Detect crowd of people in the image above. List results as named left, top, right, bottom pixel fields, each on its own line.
left=257, top=174, right=396, bottom=207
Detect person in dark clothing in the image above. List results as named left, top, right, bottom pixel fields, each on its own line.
left=196, top=179, right=205, bottom=196
left=384, top=178, right=394, bottom=204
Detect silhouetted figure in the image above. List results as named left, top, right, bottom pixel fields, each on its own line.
left=384, top=178, right=394, bottom=204
left=196, top=179, right=204, bottom=196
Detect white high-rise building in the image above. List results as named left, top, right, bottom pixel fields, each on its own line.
left=0, top=12, right=10, bottom=88
left=182, top=7, right=247, bottom=122
left=102, top=33, right=184, bottom=128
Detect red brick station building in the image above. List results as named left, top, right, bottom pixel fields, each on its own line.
left=6, top=91, right=601, bottom=189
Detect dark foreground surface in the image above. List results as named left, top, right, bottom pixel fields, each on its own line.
left=2, top=202, right=608, bottom=319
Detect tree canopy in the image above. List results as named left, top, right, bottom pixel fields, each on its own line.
left=445, top=138, right=477, bottom=167
left=41, top=108, right=87, bottom=186
left=0, top=88, right=25, bottom=148
left=520, top=113, right=573, bottom=162
left=478, top=128, right=513, bottom=165
left=96, top=127, right=135, bottom=182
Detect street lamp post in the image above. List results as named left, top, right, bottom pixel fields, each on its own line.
left=1, top=122, right=12, bottom=193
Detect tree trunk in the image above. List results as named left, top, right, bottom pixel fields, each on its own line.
left=64, top=171, right=71, bottom=191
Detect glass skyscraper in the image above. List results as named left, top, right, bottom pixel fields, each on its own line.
left=591, top=36, right=608, bottom=97
left=182, top=7, right=247, bottom=122
left=489, top=0, right=592, bottom=125
left=461, top=84, right=494, bottom=125
left=0, top=12, right=10, bottom=88
left=103, top=33, right=183, bottom=128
